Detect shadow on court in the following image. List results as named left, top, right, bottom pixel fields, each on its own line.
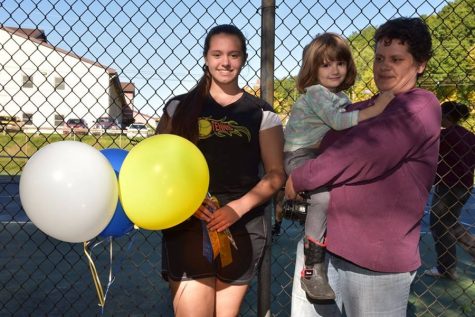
left=1, top=175, right=474, bottom=316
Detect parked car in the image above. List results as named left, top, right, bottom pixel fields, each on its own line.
left=126, top=123, right=149, bottom=139
left=63, top=118, right=88, bottom=136
left=0, top=115, right=23, bottom=132
left=90, top=117, right=121, bottom=135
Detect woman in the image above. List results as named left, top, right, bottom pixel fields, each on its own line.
left=157, top=24, right=285, bottom=317
left=285, top=17, right=441, bottom=316
left=426, top=101, right=475, bottom=279
left=283, top=32, right=392, bottom=300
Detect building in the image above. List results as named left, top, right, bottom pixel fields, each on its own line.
left=121, top=82, right=160, bottom=131
left=131, top=111, right=160, bottom=131
left=0, top=26, right=134, bottom=133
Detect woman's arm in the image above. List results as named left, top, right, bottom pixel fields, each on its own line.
left=291, top=90, right=441, bottom=194
left=207, top=125, right=286, bottom=232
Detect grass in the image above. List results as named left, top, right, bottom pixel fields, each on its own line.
left=0, top=132, right=142, bottom=175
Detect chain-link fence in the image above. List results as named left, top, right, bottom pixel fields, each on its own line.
left=1, top=0, right=474, bottom=316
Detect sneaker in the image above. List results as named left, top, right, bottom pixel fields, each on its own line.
left=423, top=267, right=458, bottom=280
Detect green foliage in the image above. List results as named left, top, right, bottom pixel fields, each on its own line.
left=424, top=0, right=475, bottom=102
left=274, top=0, right=474, bottom=116
left=348, top=26, right=378, bottom=101
left=274, top=76, right=299, bottom=117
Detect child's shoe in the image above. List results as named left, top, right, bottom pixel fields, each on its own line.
left=301, top=237, right=335, bottom=300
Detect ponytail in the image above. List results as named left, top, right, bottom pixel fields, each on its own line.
left=171, top=68, right=211, bottom=144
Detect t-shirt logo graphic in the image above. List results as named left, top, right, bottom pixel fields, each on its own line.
left=198, top=117, right=251, bottom=141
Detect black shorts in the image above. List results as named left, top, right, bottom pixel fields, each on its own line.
left=162, top=211, right=267, bottom=285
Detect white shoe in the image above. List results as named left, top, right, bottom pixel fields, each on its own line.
left=424, top=267, right=457, bottom=279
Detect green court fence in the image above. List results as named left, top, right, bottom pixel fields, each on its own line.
left=0, top=0, right=474, bottom=316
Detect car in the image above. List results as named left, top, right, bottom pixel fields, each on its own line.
left=0, top=115, right=23, bottom=132
left=63, top=118, right=88, bottom=136
left=90, top=117, right=121, bottom=135
left=126, top=123, right=149, bottom=139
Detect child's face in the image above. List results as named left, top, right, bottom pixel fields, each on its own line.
left=317, top=60, right=348, bottom=92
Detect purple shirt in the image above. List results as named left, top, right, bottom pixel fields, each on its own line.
left=291, top=88, right=441, bottom=272
left=435, top=125, right=475, bottom=190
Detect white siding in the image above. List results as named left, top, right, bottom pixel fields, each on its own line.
left=0, top=29, right=115, bottom=131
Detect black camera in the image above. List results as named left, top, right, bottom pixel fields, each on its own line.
left=281, top=193, right=309, bottom=222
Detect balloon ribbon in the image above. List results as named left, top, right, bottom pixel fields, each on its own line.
left=84, top=240, right=108, bottom=308
left=202, top=195, right=237, bottom=267
left=87, top=232, right=136, bottom=314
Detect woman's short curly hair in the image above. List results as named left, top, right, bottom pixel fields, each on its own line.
left=374, top=17, right=432, bottom=64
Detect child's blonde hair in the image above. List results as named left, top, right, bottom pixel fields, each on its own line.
left=297, top=33, right=357, bottom=94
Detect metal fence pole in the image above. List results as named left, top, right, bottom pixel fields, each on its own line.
left=2, top=1, right=474, bottom=316
left=258, top=1, right=275, bottom=316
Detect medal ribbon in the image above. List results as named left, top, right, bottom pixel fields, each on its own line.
left=201, top=195, right=234, bottom=267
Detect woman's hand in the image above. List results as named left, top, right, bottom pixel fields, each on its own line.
left=193, top=198, right=216, bottom=222
left=207, top=204, right=241, bottom=232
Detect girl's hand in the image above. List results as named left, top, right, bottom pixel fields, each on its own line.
left=193, top=198, right=216, bottom=222
left=284, top=176, right=298, bottom=200
left=375, top=91, right=395, bottom=108
left=207, top=205, right=240, bottom=232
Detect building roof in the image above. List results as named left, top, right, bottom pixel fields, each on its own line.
left=0, top=25, right=117, bottom=74
left=3, top=27, right=47, bottom=42
left=121, top=82, right=135, bottom=95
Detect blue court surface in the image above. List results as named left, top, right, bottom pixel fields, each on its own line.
left=1, top=175, right=474, bottom=316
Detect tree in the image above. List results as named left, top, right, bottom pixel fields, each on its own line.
left=244, top=76, right=299, bottom=123
left=274, top=76, right=298, bottom=117
left=424, top=0, right=475, bottom=103
left=345, top=0, right=474, bottom=105
left=348, top=26, right=378, bottom=101
left=250, top=0, right=474, bottom=125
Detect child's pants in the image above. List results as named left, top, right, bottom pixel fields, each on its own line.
left=284, top=147, right=329, bottom=243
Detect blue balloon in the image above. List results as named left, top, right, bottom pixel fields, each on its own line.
left=99, top=149, right=134, bottom=237
left=101, top=148, right=129, bottom=175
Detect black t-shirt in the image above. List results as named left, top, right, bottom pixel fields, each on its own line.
left=165, top=92, right=274, bottom=217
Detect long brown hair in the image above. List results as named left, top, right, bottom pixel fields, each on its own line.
left=171, top=24, right=247, bottom=143
left=297, top=33, right=356, bottom=94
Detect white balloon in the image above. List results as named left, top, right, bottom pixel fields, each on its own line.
left=19, top=141, right=118, bottom=243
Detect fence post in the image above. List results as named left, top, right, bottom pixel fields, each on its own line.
left=258, top=1, right=275, bottom=317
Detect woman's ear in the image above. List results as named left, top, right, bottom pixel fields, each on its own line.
left=417, top=62, right=427, bottom=75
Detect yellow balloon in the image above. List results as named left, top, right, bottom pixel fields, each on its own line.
left=119, top=134, right=209, bottom=230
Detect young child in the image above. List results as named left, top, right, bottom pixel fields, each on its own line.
left=284, top=33, right=394, bottom=300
